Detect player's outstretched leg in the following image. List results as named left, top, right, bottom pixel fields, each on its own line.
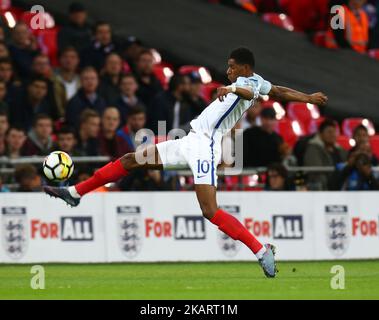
left=44, top=145, right=163, bottom=206
left=195, top=184, right=278, bottom=278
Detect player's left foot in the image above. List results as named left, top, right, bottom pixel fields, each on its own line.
left=258, top=244, right=278, bottom=278
left=44, top=186, right=80, bottom=207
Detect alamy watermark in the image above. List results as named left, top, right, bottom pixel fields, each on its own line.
left=330, top=5, right=345, bottom=30
left=330, top=265, right=345, bottom=290
left=30, top=265, right=45, bottom=290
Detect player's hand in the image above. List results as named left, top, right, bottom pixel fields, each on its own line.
left=217, top=86, right=231, bottom=102
left=309, top=92, right=328, bottom=106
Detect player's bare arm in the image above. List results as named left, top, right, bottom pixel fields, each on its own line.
left=268, top=85, right=328, bottom=105
left=217, top=86, right=253, bottom=101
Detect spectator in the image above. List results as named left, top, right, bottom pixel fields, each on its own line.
left=329, top=152, right=379, bottom=190
left=304, top=119, right=347, bottom=190
left=53, top=47, right=81, bottom=118
left=23, top=114, right=54, bottom=156
left=352, top=124, right=369, bottom=146
left=243, top=107, right=284, bottom=167
left=30, top=54, right=60, bottom=116
left=0, top=80, right=8, bottom=115
left=81, top=21, right=117, bottom=70
left=187, top=72, right=207, bottom=117
left=14, top=164, right=42, bottom=192
left=99, top=107, right=133, bottom=158
left=9, top=76, right=58, bottom=131
left=76, top=109, right=100, bottom=156
left=0, top=110, right=8, bottom=155
left=65, top=67, right=106, bottom=128
left=0, top=58, right=22, bottom=105
left=0, top=175, right=10, bottom=192
left=58, top=2, right=92, bottom=53
left=55, top=126, right=78, bottom=156
left=325, top=0, right=370, bottom=53
left=117, top=106, right=148, bottom=151
left=265, top=163, right=295, bottom=191
left=121, top=36, right=144, bottom=71
left=115, top=73, right=146, bottom=126
left=5, top=126, right=27, bottom=159
left=8, top=22, right=39, bottom=77
left=0, top=42, right=10, bottom=59
left=135, top=49, right=163, bottom=106
left=98, top=53, right=124, bottom=104
left=148, top=74, right=192, bottom=134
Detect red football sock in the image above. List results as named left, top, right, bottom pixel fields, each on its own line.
left=210, top=209, right=263, bottom=254
left=75, top=159, right=128, bottom=196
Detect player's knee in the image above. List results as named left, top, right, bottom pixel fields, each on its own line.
left=120, top=153, right=137, bottom=170
left=201, top=204, right=218, bottom=220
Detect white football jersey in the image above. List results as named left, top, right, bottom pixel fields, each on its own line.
left=190, top=73, right=272, bottom=139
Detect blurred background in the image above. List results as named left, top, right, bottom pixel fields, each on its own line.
left=0, top=0, right=379, bottom=193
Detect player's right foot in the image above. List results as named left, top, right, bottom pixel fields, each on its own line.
left=44, top=186, right=80, bottom=207
left=258, top=244, right=278, bottom=278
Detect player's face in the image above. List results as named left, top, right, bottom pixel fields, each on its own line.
left=227, top=59, right=248, bottom=83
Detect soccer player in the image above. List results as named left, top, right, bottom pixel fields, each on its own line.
left=45, top=48, right=327, bottom=278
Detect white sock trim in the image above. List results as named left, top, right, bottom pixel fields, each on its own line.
left=68, top=186, right=81, bottom=199
left=255, top=245, right=267, bottom=260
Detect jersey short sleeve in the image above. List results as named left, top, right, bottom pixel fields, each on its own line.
left=235, top=77, right=254, bottom=93
left=255, top=74, right=272, bottom=95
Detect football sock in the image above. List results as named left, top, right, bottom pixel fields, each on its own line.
left=210, top=209, right=265, bottom=258
left=71, top=159, right=128, bottom=197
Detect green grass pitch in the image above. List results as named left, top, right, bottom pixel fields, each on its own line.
left=0, top=261, right=378, bottom=299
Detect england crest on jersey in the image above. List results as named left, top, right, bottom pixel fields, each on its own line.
left=2, top=207, right=28, bottom=260
left=117, top=206, right=142, bottom=259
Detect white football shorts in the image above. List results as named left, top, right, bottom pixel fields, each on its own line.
left=156, top=130, right=222, bottom=187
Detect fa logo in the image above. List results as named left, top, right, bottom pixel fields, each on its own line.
left=30, top=5, right=47, bottom=30
left=30, top=265, right=45, bottom=290
left=330, top=265, right=345, bottom=290
left=330, top=5, right=345, bottom=30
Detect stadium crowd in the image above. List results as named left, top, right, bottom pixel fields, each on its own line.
left=218, top=0, right=379, bottom=53
left=0, top=1, right=378, bottom=193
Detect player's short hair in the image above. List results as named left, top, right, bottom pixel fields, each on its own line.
left=229, top=47, right=255, bottom=69
left=28, top=75, right=49, bottom=87
left=319, top=118, right=337, bottom=133
left=0, top=109, right=7, bottom=118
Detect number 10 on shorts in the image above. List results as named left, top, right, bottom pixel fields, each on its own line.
left=197, top=160, right=210, bottom=174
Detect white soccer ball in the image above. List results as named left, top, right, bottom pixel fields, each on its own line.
left=43, top=151, right=74, bottom=181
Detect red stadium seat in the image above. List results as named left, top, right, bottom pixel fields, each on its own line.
left=201, top=81, right=224, bottom=103
left=262, top=13, right=295, bottom=32
left=275, top=118, right=305, bottom=147
left=261, top=99, right=286, bottom=119
left=37, top=27, right=59, bottom=66
left=336, top=135, right=354, bottom=151
left=368, top=49, right=379, bottom=60
left=369, top=135, right=379, bottom=159
left=153, top=63, right=174, bottom=90
left=20, top=11, right=55, bottom=35
left=287, top=102, right=320, bottom=134
left=178, top=65, right=212, bottom=83
left=342, top=118, right=375, bottom=138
